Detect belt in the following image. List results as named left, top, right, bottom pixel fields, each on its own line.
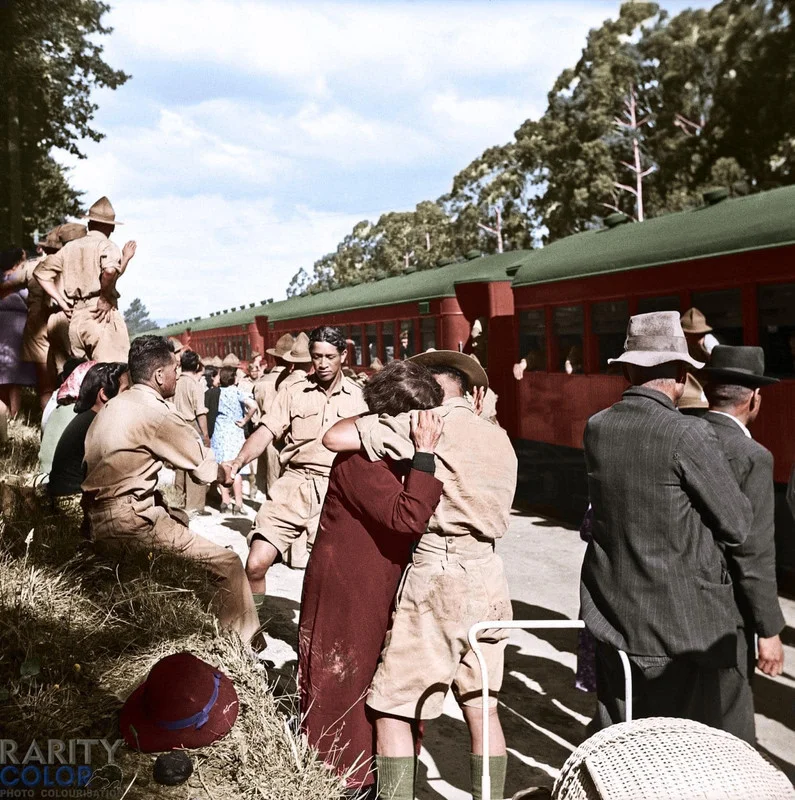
left=83, top=492, right=158, bottom=512
left=413, top=532, right=495, bottom=562
left=70, top=295, right=101, bottom=309
left=285, top=466, right=330, bottom=479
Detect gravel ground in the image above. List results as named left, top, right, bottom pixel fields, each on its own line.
left=185, top=486, right=795, bottom=798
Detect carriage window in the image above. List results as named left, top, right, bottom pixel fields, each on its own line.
left=420, top=318, right=436, bottom=352
left=592, top=300, right=629, bottom=373
left=758, top=283, right=795, bottom=377
left=637, top=295, right=680, bottom=314
left=398, top=321, right=416, bottom=359
left=691, top=289, right=743, bottom=347
left=365, top=324, right=377, bottom=364
left=383, top=322, right=396, bottom=362
left=348, top=327, right=363, bottom=366
left=554, top=305, right=584, bottom=373
left=518, top=310, right=546, bottom=371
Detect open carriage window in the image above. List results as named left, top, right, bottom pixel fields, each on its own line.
left=758, top=283, right=795, bottom=378
left=518, top=309, right=546, bottom=371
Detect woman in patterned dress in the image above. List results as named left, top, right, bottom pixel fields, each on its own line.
left=210, top=365, right=257, bottom=514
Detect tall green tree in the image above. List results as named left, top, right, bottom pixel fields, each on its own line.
left=0, top=0, right=129, bottom=247
left=123, top=298, right=155, bottom=335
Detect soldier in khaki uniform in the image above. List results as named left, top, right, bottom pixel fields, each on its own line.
left=324, top=351, right=517, bottom=800
left=225, top=326, right=367, bottom=608
left=173, top=350, right=211, bottom=516
left=34, top=197, right=136, bottom=363
left=0, top=224, right=87, bottom=406
left=82, top=335, right=259, bottom=642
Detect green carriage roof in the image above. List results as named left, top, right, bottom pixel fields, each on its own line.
left=511, top=185, right=795, bottom=289
left=141, top=250, right=530, bottom=338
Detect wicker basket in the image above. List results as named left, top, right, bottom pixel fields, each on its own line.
left=552, top=717, right=794, bottom=800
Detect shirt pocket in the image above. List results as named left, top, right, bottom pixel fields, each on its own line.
left=292, top=409, right=322, bottom=441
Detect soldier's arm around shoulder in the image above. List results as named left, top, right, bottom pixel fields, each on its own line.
left=676, top=418, right=752, bottom=547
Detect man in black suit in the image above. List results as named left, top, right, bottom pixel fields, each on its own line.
left=581, top=311, right=755, bottom=741
left=703, top=346, right=785, bottom=718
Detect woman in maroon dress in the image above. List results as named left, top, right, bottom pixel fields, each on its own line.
left=298, top=360, right=444, bottom=795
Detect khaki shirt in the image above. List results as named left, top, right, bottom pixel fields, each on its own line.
left=83, top=384, right=217, bottom=503
left=173, top=373, right=208, bottom=428
left=262, top=373, right=367, bottom=474
left=16, top=257, right=48, bottom=316
left=356, top=397, right=517, bottom=540
left=34, top=230, right=123, bottom=302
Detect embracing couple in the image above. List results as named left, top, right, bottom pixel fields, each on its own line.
left=298, top=350, right=518, bottom=800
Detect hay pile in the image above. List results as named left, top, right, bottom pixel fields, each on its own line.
left=0, top=413, right=347, bottom=800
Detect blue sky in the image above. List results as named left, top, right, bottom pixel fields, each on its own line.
left=57, top=0, right=711, bottom=321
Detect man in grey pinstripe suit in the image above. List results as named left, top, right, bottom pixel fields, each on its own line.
left=580, top=312, right=756, bottom=742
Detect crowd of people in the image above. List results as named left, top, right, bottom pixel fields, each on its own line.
left=1, top=199, right=791, bottom=799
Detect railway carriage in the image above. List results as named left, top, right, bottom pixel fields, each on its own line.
left=148, top=185, right=795, bottom=585
left=509, top=185, right=795, bottom=584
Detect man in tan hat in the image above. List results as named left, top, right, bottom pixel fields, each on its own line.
left=224, top=326, right=366, bottom=601
left=323, top=350, right=517, bottom=800
left=580, top=311, right=754, bottom=741
left=680, top=307, right=719, bottom=363
left=253, top=333, right=294, bottom=498
left=34, top=197, right=136, bottom=363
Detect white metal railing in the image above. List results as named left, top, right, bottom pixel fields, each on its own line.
left=467, top=620, right=633, bottom=800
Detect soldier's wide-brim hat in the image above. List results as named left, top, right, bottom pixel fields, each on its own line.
left=409, top=350, right=489, bottom=391
left=608, top=311, right=704, bottom=369
left=37, top=227, right=62, bottom=251
left=58, top=222, right=87, bottom=244
left=222, top=353, right=240, bottom=367
left=704, top=345, right=779, bottom=387
left=283, top=332, right=312, bottom=364
left=83, top=195, right=123, bottom=226
left=266, top=333, right=294, bottom=358
left=680, top=307, right=712, bottom=335
left=120, top=652, right=238, bottom=753
left=678, top=372, right=708, bottom=409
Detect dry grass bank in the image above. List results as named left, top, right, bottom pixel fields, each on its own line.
left=0, top=411, right=346, bottom=799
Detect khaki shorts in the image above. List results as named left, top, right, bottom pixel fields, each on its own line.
left=248, top=469, right=329, bottom=558
left=367, top=534, right=512, bottom=720
left=69, top=305, right=130, bottom=362
left=47, top=310, right=71, bottom=375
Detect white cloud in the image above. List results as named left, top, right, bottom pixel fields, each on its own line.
left=104, top=1, right=610, bottom=95
left=80, top=194, right=372, bottom=319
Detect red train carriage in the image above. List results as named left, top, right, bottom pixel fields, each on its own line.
left=160, top=250, right=530, bottom=415
left=509, top=186, right=795, bottom=586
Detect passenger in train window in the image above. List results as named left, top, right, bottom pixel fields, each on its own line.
left=399, top=328, right=413, bottom=359
left=681, top=307, right=720, bottom=363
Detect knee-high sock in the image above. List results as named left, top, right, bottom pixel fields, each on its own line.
left=470, top=754, right=507, bottom=800
left=375, top=755, right=415, bottom=800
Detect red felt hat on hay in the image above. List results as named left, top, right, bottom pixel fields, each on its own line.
left=120, top=652, right=238, bottom=752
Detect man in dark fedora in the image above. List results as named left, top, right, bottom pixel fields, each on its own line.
left=580, top=311, right=755, bottom=740
left=703, top=346, right=785, bottom=734
left=34, top=196, right=136, bottom=363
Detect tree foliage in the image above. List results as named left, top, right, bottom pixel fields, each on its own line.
left=123, top=298, right=155, bottom=336
left=0, top=0, right=129, bottom=248
left=287, top=0, right=793, bottom=294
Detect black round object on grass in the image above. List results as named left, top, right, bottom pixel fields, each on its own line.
left=153, top=751, right=193, bottom=786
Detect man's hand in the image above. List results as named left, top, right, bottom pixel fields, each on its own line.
left=91, top=295, right=114, bottom=322
left=757, top=635, right=785, bottom=676
left=202, top=435, right=211, bottom=448
left=122, top=241, right=137, bottom=266
left=472, top=386, right=485, bottom=417
left=60, top=303, right=73, bottom=320
left=512, top=359, right=527, bottom=381
left=410, top=409, right=443, bottom=453
left=218, top=461, right=239, bottom=486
